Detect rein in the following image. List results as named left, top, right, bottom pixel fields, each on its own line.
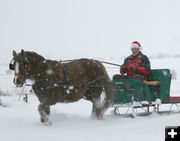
left=98, top=61, right=121, bottom=67
left=60, top=59, right=121, bottom=67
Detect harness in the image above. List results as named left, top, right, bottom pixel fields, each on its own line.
left=33, top=62, right=72, bottom=88
left=59, top=62, right=72, bottom=86
left=31, top=61, right=74, bottom=100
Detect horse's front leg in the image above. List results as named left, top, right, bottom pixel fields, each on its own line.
left=38, top=103, right=51, bottom=125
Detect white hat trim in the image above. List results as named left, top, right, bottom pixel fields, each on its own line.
left=131, top=43, right=142, bottom=50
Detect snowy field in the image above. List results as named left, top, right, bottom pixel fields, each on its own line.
left=1, top=57, right=180, bottom=141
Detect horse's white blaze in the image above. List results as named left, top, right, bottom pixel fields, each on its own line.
left=15, top=62, right=19, bottom=74
left=14, top=62, right=20, bottom=85
left=14, top=76, right=18, bottom=84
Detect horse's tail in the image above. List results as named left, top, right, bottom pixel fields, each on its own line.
left=96, top=61, right=115, bottom=115
left=86, top=59, right=114, bottom=119
left=103, top=80, right=114, bottom=112
left=91, top=78, right=114, bottom=119
left=97, top=60, right=114, bottom=111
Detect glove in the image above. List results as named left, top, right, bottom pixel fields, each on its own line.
left=130, top=66, right=138, bottom=72
left=120, top=65, right=126, bottom=74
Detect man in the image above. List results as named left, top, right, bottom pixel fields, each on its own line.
left=120, top=41, right=151, bottom=80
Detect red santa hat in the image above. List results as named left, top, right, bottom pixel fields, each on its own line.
left=131, top=41, right=142, bottom=50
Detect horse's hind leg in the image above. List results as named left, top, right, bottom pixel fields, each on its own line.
left=91, top=102, right=104, bottom=119
left=91, top=88, right=106, bottom=120
left=91, top=86, right=113, bottom=120
left=38, top=104, right=51, bottom=125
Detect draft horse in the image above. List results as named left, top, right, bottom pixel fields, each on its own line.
left=10, top=50, right=114, bottom=124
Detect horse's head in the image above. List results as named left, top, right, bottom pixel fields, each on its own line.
left=9, top=49, right=31, bottom=87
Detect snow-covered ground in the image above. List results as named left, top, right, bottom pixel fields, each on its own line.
left=1, top=95, right=180, bottom=141
left=0, top=57, right=180, bottom=141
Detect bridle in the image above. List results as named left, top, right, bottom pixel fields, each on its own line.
left=9, top=57, right=31, bottom=81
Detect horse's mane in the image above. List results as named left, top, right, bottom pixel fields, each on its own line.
left=25, top=51, right=45, bottom=62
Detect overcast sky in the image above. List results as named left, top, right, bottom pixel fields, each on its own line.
left=1, top=0, right=180, bottom=63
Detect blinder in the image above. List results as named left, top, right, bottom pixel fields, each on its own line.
left=9, top=58, right=15, bottom=70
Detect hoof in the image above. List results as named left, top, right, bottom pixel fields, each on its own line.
left=41, top=119, right=52, bottom=126
left=40, top=117, right=52, bottom=125
left=44, top=120, right=52, bottom=126
left=90, top=113, right=103, bottom=120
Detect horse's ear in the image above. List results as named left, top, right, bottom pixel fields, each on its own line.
left=21, top=49, right=26, bottom=57
left=13, top=50, right=17, bottom=57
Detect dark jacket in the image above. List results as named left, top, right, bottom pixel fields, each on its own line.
left=120, top=52, right=151, bottom=79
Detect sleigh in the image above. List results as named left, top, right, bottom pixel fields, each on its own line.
left=111, top=69, right=180, bottom=117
